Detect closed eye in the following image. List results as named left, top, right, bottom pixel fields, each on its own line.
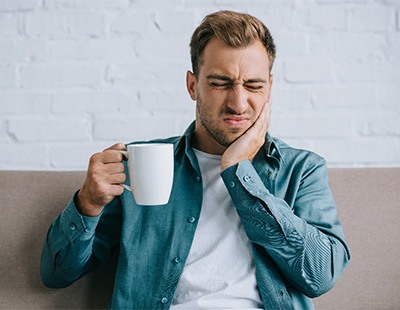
left=209, top=82, right=232, bottom=88
left=244, top=84, right=264, bottom=91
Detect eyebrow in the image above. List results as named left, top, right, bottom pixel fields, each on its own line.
left=206, top=74, right=267, bottom=83
left=206, top=74, right=232, bottom=81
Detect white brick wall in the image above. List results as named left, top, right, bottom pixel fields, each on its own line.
left=0, top=0, right=399, bottom=170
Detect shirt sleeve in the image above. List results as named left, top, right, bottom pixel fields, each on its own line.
left=40, top=193, right=122, bottom=288
left=220, top=158, right=350, bottom=298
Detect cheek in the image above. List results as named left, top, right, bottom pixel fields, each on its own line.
left=200, top=88, right=226, bottom=108
left=249, top=95, right=267, bottom=113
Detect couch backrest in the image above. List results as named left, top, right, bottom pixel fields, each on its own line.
left=314, top=168, right=400, bottom=309
left=0, top=169, right=399, bottom=309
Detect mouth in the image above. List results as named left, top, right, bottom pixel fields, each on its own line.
left=223, top=116, right=250, bottom=128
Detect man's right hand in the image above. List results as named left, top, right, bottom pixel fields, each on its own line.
left=76, top=143, right=127, bottom=217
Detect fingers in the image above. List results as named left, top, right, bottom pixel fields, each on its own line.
left=247, top=98, right=270, bottom=138
left=77, top=143, right=128, bottom=215
left=255, top=94, right=272, bottom=134
left=87, top=157, right=125, bottom=183
left=90, top=149, right=125, bottom=166
left=110, top=184, right=125, bottom=197
left=104, top=142, right=127, bottom=151
left=102, top=150, right=125, bottom=164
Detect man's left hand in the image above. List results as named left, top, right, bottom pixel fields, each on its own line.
left=220, top=95, right=272, bottom=171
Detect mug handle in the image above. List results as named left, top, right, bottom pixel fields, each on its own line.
left=118, top=150, right=132, bottom=192
left=119, top=150, right=128, bottom=158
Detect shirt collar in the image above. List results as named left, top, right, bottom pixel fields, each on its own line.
left=265, top=132, right=284, bottom=164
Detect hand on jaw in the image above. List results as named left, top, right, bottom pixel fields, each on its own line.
left=220, top=95, right=272, bottom=171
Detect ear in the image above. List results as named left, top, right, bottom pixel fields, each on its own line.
left=267, top=74, right=273, bottom=101
left=186, top=70, right=197, bottom=101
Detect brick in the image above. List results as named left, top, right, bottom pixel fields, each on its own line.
left=212, top=0, right=259, bottom=7
left=110, top=11, right=149, bottom=34
left=311, top=86, right=377, bottom=108
left=0, top=118, right=8, bottom=142
left=398, top=10, right=400, bottom=31
left=8, top=116, right=92, bottom=142
left=0, top=144, right=47, bottom=169
left=25, top=11, right=106, bottom=37
left=308, top=32, right=388, bottom=67
left=153, top=11, right=194, bottom=34
left=385, top=33, right=400, bottom=64
left=134, top=32, right=189, bottom=61
left=138, top=90, right=194, bottom=113
left=49, top=143, right=111, bottom=169
left=359, top=113, right=400, bottom=137
left=25, top=12, right=68, bottom=36
left=52, top=90, right=134, bottom=115
left=46, top=38, right=135, bottom=62
left=270, top=113, right=352, bottom=138
left=44, top=0, right=129, bottom=9
left=19, top=64, right=103, bottom=88
left=66, top=12, right=105, bottom=37
left=336, top=60, right=399, bottom=83
left=313, top=138, right=400, bottom=166
left=248, top=6, right=293, bottom=34
left=316, top=0, right=367, bottom=3
left=308, top=7, right=346, bottom=30
left=177, top=116, right=196, bottom=134
left=377, top=84, right=400, bottom=108
left=0, top=13, right=20, bottom=36
left=272, top=87, right=312, bottom=110
left=0, top=1, right=399, bottom=170
left=106, top=64, right=155, bottom=91
left=0, top=39, right=46, bottom=63
left=93, top=116, right=179, bottom=141
left=283, top=57, right=334, bottom=83
left=0, top=0, right=41, bottom=12
left=0, top=65, right=15, bottom=87
left=106, top=61, right=186, bottom=92
left=274, top=34, right=307, bottom=57
left=271, top=59, right=283, bottom=83
left=348, top=7, right=394, bottom=32
left=0, top=91, right=51, bottom=114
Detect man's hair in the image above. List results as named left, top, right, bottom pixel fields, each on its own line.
left=190, top=10, right=276, bottom=77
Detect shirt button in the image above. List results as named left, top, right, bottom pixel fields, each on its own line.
left=243, top=175, right=251, bottom=182
left=161, top=297, right=168, bottom=304
left=84, top=227, right=91, bottom=233
left=195, top=176, right=201, bottom=183
left=229, top=181, right=236, bottom=188
left=188, top=216, right=196, bottom=223
left=69, top=223, right=76, bottom=230
left=174, top=257, right=181, bottom=263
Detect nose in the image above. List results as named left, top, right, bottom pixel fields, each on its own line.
left=226, top=84, right=248, bottom=115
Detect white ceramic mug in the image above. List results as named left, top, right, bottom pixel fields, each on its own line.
left=119, top=143, right=174, bottom=206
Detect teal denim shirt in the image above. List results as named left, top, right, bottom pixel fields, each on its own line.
left=41, top=122, right=350, bottom=309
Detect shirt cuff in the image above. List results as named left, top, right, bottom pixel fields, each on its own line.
left=60, top=192, right=102, bottom=242
left=221, top=160, right=271, bottom=203
left=221, top=160, right=297, bottom=238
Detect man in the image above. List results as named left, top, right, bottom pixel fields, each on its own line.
left=41, top=10, right=350, bottom=309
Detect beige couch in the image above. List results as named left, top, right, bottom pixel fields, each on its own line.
left=1, top=169, right=399, bottom=309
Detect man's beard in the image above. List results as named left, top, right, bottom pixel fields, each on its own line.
left=196, top=95, right=248, bottom=148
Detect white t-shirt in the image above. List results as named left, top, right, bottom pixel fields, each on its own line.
left=171, top=149, right=263, bottom=309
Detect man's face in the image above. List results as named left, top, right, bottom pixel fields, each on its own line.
left=187, top=38, right=273, bottom=154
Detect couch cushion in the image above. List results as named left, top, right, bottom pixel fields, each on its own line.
left=0, top=171, right=115, bottom=309
left=0, top=168, right=399, bottom=309
left=314, top=168, right=400, bottom=309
